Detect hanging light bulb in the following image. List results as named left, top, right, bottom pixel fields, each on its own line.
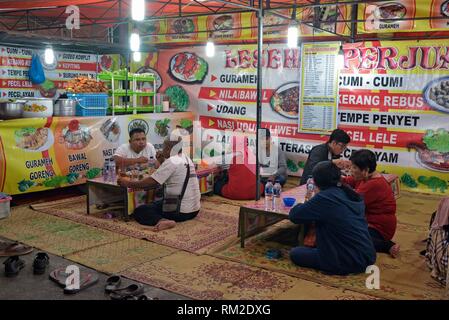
left=206, top=40, right=215, bottom=57
left=287, top=6, right=299, bottom=48
left=336, top=44, right=344, bottom=71
left=132, top=0, right=145, bottom=21
left=133, top=51, right=142, bottom=62
left=44, top=46, right=55, bottom=65
left=287, top=23, right=299, bottom=48
left=130, top=32, right=140, bottom=52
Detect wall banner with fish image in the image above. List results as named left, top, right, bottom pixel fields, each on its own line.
left=299, top=42, right=340, bottom=134
left=340, top=39, right=449, bottom=195
left=135, top=7, right=351, bottom=47
left=0, top=112, right=194, bottom=195
left=358, top=0, right=449, bottom=33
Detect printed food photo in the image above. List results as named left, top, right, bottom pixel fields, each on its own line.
left=270, top=82, right=300, bottom=119
left=15, top=127, right=53, bottom=152
left=169, top=52, right=208, bottom=84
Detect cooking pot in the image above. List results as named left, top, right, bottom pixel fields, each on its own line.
left=0, top=101, right=24, bottom=120
left=21, top=98, right=53, bottom=118
left=54, top=99, right=77, bottom=117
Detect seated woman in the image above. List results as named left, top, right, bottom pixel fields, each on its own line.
left=214, top=136, right=264, bottom=200
left=343, top=149, right=399, bottom=258
left=289, top=161, right=376, bottom=275
left=118, top=135, right=201, bottom=231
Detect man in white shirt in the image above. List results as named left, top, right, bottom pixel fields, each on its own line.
left=113, top=128, right=157, bottom=168
left=117, top=135, right=201, bottom=231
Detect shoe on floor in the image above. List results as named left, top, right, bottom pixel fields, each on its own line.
left=105, top=275, right=121, bottom=293
left=3, top=256, right=25, bottom=277
left=109, top=284, right=145, bottom=300
left=0, top=242, right=33, bottom=257
left=33, top=252, right=50, bottom=275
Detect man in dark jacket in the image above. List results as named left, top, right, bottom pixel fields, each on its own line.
left=300, top=129, right=351, bottom=185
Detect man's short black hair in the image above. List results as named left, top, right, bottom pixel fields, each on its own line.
left=129, top=128, right=146, bottom=139
left=349, top=149, right=377, bottom=173
left=328, top=129, right=350, bottom=144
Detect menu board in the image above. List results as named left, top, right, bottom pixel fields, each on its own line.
left=299, top=42, right=340, bottom=134
left=0, top=46, right=101, bottom=100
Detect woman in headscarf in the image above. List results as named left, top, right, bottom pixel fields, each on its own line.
left=425, top=197, right=449, bottom=287
left=289, top=161, right=376, bottom=275
left=213, top=135, right=264, bottom=200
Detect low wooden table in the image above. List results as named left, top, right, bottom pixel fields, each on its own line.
left=239, top=185, right=307, bottom=248
left=86, top=177, right=155, bottom=221
left=238, top=173, right=400, bottom=248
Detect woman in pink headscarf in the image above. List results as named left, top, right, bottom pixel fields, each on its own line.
left=213, top=135, right=264, bottom=200
left=425, top=197, right=449, bottom=287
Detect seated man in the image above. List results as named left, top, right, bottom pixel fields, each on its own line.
left=117, top=135, right=201, bottom=231
left=342, top=149, right=399, bottom=258
left=299, top=129, right=351, bottom=185
left=259, top=128, right=288, bottom=186
left=289, top=161, right=376, bottom=275
left=113, top=128, right=157, bottom=169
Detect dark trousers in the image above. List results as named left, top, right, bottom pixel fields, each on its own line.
left=290, top=246, right=321, bottom=270
left=213, top=170, right=229, bottom=196
left=133, top=201, right=199, bottom=226
left=369, top=227, right=395, bottom=253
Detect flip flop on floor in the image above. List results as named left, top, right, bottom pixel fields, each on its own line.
left=49, top=267, right=99, bottom=294
left=0, top=242, right=33, bottom=257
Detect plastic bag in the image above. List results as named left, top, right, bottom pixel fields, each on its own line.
left=29, top=54, right=45, bottom=84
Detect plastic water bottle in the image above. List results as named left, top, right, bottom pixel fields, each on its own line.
left=108, top=158, right=116, bottom=182
left=102, top=159, right=110, bottom=182
left=148, top=156, right=156, bottom=169
left=264, top=180, right=274, bottom=211
left=305, top=176, right=315, bottom=202
left=272, top=181, right=282, bottom=211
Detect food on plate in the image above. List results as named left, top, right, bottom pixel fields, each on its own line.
left=165, top=86, right=189, bottom=111
left=408, top=129, right=449, bottom=171
left=100, top=55, right=113, bottom=71
left=23, top=103, right=47, bottom=112
left=39, top=80, right=57, bottom=98
left=441, top=0, right=449, bottom=17
left=270, top=83, right=300, bottom=118
left=61, top=119, right=92, bottom=150
left=155, top=119, right=170, bottom=137
left=213, top=15, right=234, bottom=31
left=100, top=119, right=121, bottom=143
left=426, top=78, right=449, bottom=111
left=172, top=18, right=195, bottom=33
left=374, top=3, right=406, bottom=23
left=169, top=52, right=208, bottom=83
left=15, top=127, right=49, bottom=150
left=66, top=76, right=108, bottom=93
left=418, top=176, right=448, bottom=193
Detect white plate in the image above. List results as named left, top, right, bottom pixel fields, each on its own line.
left=270, top=82, right=300, bottom=119
left=415, top=151, right=449, bottom=173
left=423, top=76, right=449, bottom=114
left=17, top=128, right=54, bottom=152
